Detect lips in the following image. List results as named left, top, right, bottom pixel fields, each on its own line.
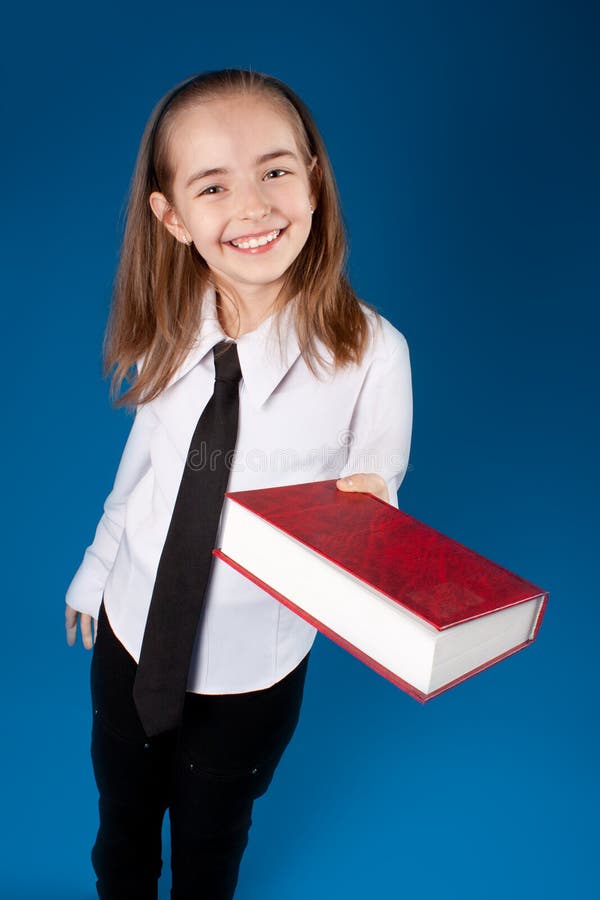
left=225, top=226, right=288, bottom=253
left=228, top=227, right=285, bottom=243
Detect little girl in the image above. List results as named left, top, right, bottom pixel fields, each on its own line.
left=65, top=67, right=413, bottom=900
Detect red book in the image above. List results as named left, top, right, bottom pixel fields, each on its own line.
left=213, top=479, right=548, bottom=701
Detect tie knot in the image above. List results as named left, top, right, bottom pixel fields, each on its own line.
left=213, top=340, right=242, bottom=384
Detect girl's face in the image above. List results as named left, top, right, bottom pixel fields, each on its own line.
left=151, top=94, right=317, bottom=309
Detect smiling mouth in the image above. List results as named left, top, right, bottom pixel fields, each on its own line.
left=226, top=226, right=287, bottom=253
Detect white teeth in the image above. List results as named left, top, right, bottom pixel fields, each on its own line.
left=230, top=229, right=281, bottom=249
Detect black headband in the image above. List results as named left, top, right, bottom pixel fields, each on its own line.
left=147, top=70, right=309, bottom=192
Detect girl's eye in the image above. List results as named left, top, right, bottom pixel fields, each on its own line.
left=199, top=185, right=223, bottom=196
left=198, top=169, right=288, bottom=197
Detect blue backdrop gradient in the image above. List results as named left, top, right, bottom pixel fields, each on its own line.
left=2, top=1, right=598, bottom=897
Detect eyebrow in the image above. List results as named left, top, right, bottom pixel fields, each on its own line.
left=184, top=150, right=299, bottom=189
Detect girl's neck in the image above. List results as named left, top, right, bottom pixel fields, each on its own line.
left=216, top=289, right=277, bottom=339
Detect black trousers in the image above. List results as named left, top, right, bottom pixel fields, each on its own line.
left=90, top=599, right=310, bottom=900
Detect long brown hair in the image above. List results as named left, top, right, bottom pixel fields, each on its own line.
left=103, top=68, right=379, bottom=410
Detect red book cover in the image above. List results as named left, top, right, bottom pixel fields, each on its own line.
left=214, top=478, right=548, bottom=700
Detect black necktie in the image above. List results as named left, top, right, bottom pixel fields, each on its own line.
left=133, top=339, right=242, bottom=737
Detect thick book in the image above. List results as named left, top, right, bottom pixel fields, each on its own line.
left=213, top=479, right=548, bottom=702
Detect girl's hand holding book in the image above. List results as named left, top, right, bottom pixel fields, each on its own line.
left=336, top=473, right=389, bottom=503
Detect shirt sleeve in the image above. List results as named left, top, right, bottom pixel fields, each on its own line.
left=64, top=402, right=157, bottom=618
left=337, top=328, right=413, bottom=509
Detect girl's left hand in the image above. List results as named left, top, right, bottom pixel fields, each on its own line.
left=336, top=473, right=389, bottom=503
left=65, top=603, right=97, bottom=649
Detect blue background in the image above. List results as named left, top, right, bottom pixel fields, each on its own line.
left=3, top=0, right=598, bottom=897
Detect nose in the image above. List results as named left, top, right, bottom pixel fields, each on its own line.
left=237, top=180, right=271, bottom=220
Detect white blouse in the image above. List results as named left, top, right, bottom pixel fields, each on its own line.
left=65, top=283, right=413, bottom=694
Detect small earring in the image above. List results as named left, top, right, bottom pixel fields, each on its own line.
left=309, top=205, right=314, bottom=215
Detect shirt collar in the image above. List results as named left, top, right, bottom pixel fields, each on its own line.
left=137, top=282, right=303, bottom=409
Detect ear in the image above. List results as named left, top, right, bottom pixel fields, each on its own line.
left=148, top=191, right=189, bottom=244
